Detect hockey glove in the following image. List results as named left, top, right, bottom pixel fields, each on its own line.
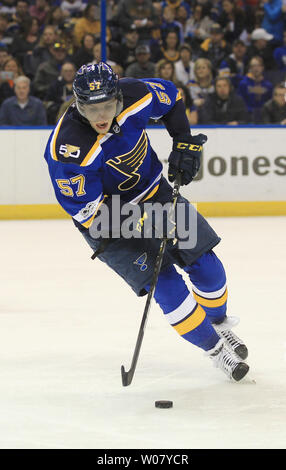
left=168, top=133, right=207, bottom=185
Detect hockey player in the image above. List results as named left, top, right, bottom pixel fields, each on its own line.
left=44, top=62, right=249, bottom=382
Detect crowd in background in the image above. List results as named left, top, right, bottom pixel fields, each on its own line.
left=0, top=0, right=286, bottom=126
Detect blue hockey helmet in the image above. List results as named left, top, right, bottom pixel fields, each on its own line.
left=73, top=62, right=123, bottom=119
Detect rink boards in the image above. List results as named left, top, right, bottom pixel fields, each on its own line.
left=0, top=126, right=285, bottom=218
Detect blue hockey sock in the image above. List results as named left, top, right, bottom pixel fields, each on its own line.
left=184, top=250, right=227, bottom=324
left=145, top=265, right=220, bottom=351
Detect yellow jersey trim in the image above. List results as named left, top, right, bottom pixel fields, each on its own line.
left=80, top=134, right=103, bottom=167
left=142, top=183, right=160, bottom=201
left=117, top=92, right=153, bottom=123
left=51, top=112, right=66, bottom=161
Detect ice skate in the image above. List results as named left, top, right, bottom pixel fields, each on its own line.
left=212, top=316, right=248, bottom=360
left=206, top=339, right=249, bottom=382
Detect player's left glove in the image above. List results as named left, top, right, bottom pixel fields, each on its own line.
left=168, top=133, right=207, bottom=185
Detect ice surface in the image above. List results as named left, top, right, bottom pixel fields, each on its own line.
left=0, top=217, right=286, bottom=449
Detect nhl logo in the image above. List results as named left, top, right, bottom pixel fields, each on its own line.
left=113, top=124, right=120, bottom=134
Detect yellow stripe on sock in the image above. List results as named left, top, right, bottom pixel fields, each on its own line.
left=173, top=304, right=206, bottom=335
left=193, top=289, right=228, bottom=308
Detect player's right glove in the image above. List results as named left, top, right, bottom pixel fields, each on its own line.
left=168, top=133, right=207, bottom=185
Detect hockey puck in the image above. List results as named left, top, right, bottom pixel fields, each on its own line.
left=155, top=400, right=173, bottom=409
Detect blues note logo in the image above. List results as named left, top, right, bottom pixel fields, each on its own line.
left=134, top=252, right=148, bottom=272
left=106, top=130, right=148, bottom=191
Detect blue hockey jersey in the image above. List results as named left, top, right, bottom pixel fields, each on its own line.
left=44, top=77, right=189, bottom=228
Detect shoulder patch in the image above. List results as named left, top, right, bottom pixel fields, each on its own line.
left=50, top=107, right=104, bottom=166
left=59, top=144, right=81, bottom=160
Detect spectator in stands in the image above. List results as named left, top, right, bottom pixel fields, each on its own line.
left=217, top=0, right=245, bottom=43
left=111, top=63, right=124, bottom=79
left=10, top=17, right=40, bottom=73
left=112, top=0, right=160, bottom=42
left=164, top=0, right=191, bottom=16
left=0, top=56, right=15, bottom=104
left=72, top=33, right=95, bottom=70
left=184, top=3, right=213, bottom=49
left=198, top=76, right=249, bottom=124
left=160, top=5, right=184, bottom=44
left=45, top=5, right=66, bottom=31
left=152, top=28, right=180, bottom=63
left=187, top=57, right=214, bottom=108
left=155, top=58, right=178, bottom=84
left=262, top=82, right=286, bottom=124
left=274, top=30, right=286, bottom=71
left=238, top=5, right=262, bottom=46
left=219, top=39, right=247, bottom=89
left=111, top=26, right=140, bottom=70
left=162, top=0, right=192, bottom=16
left=57, top=17, right=76, bottom=57
left=29, top=0, right=50, bottom=27
left=177, top=83, right=198, bottom=125
left=209, top=0, right=223, bottom=21
left=125, top=44, right=155, bottom=79
left=184, top=5, right=212, bottom=58
left=92, top=40, right=117, bottom=68
left=60, top=0, right=85, bottom=19
left=261, top=0, right=283, bottom=44
left=152, top=0, right=163, bottom=18
left=44, top=61, right=76, bottom=124
left=73, top=3, right=111, bottom=48
left=253, top=4, right=265, bottom=28
left=33, top=41, right=69, bottom=99
left=2, top=54, right=22, bottom=79
left=10, top=1, right=29, bottom=32
left=174, top=42, right=195, bottom=85
left=56, top=95, right=75, bottom=122
left=200, top=23, right=231, bottom=72
left=238, top=56, right=273, bottom=123
left=0, top=74, right=47, bottom=125
left=0, top=1, right=16, bottom=18
left=0, top=13, right=13, bottom=49
left=246, top=28, right=276, bottom=71
left=0, top=43, right=9, bottom=68
left=89, top=0, right=116, bottom=23
left=176, top=4, right=190, bottom=39
left=28, top=25, right=57, bottom=78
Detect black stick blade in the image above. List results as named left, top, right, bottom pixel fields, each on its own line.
left=121, top=365, right=132, bottom=386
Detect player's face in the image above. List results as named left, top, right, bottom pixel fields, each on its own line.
left=82, top=98, right=117, bottom=133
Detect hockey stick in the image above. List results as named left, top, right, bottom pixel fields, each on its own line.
left=121, top=174, right=182, bottom=386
